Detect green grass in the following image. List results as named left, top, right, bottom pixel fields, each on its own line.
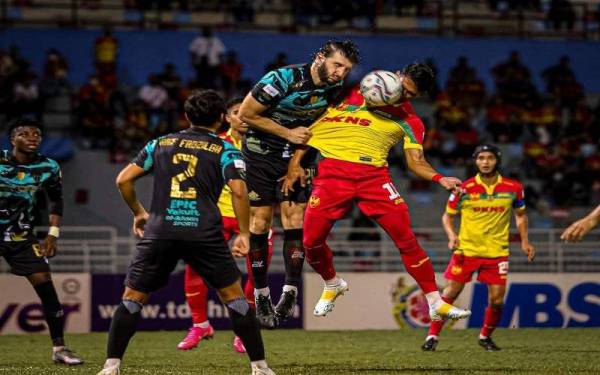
left=1, top=329, right=599, bottom=374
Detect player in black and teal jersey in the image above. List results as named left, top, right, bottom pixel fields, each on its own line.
left=98, top=90, right=275, bottom=375
left=0, top=118, right=83, bottom=365
left=238, top=40, right=360, bottom=327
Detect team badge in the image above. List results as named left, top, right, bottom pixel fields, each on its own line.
left=394, top=198, right=404, bottom=205
left=451, top=265, right=463, bottom=275
left=16, top=171, right=25, bottom=180
left=310, top=96, right=319, bottom=104
left=471, top=193, right=480, bottom=201
left=309, top=195, right=320, bottom=208
left=248, top=191, right=260, bottom=201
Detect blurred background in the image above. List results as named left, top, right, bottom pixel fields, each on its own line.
left=0, top=0, right=598, bottom=333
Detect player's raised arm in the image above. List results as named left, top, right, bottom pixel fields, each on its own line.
left=116, top=163, right=149, bottom=237
left=561, top=204, right=600, bottom=242
left=404, top=148, right=462, bottom=195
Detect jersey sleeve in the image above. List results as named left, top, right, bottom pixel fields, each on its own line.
left=513, top=182, right=526, bottom=210
left=131, top=139, right=158, bottom=172
left=220, top=143, right=245, bottom=182
left=400, top=117, right=425, bottom=150
left=250, top=68, right=291, bottom=107
left=446, top=188, right=464, bottom=215
left=44, top=160, right=64, bottom=216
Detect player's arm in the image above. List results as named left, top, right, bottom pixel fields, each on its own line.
left=238, top=93, right=311, bottom=144
left=514, top=208, right=535, bottom=262
left=42, top=163, right=63, bottom=258
left=228, top=178, right=250, bottom=257
left=280, top=145, right=310, bottom=196
left=442, top=212, right=459, bottom=251
left=116, top=164, right=149, bottom=238
left=560, top=204, right=600, bottom=242
left=404, top=148, right=463, bottom=195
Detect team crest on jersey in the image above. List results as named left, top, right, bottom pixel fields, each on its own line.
left=309, top=195, right=320, bottom=208
left=391, top=277, right=453, bottom=328
left=16, top=171, right=25, bottom=180
left=471, top=193, right=480, bottom=201
left=310, top=96, right=319, bottom=104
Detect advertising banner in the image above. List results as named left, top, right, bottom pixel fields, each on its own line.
left=92, top=273, right=302, bottom=331
left=0, top=273, right=90, bottom=334
left=304, top=273, right=600, bottom=330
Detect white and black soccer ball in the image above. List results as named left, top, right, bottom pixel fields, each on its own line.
left=359, top=70, right=402, bottom=106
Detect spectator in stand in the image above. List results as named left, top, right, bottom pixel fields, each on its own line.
left=264, top=52, right=288, bottom=73
left=219, top=51, right=243, bottom=97
left=40, top=49, right=70, bottom=98
left=552, top=74, right=584, bottom=111
left=453, top=123, right=479, bottom=163
left=447, top=56, right=485, bottom=108
left=0, top=50, right=20, bottom=113
left=10, top=72, right=41, bottom=120
left=157, top=63, right=182, bottom=101
left=77, top=75, right=111, bottom=148
left=542, top=55, right=575, bottom=93
left=138, top=74, right=169, bottom=133
left=547, top=0, right=575, bottom=31
left=95, top=26, right=119, bottom=89
left=491, top=51, right=537, bottom=105
left=189, top=26, right=225, bottom=89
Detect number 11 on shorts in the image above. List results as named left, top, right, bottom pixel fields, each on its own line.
left=382, top=182, right=400, bottom=200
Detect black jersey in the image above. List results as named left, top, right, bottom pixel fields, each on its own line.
left=132, top=127, right=245, bottom=241
left=244, top=63, right=343, bottom=160
left=0, top=150, right=62, bottom=241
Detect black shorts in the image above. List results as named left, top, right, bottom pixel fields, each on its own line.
left=0, top=237, right=50, bottom=276
left=244, top=150, right=313, bottom=207
left=125, top=238, right=242, bottom=294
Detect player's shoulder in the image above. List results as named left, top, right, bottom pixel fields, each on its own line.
left=268, top=63, right=306, bottom=83
left=462, top=176, right=478, bottom=189
left=500, top=176, right=523, bottom=190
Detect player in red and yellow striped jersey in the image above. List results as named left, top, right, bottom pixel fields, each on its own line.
left=178, top=98, right=274, bottom=354
left=422, top=144, right=535, bottom=352
left=282, top=63, right=471, bottom=322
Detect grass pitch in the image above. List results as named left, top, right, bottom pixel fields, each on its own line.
left=0, top=329, right=599, bottom=374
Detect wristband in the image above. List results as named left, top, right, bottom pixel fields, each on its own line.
left=432, top=174, right=443, bottom=183
left=48, top=226, right=60, bottom=238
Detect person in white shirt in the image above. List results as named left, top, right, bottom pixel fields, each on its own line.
left=189, top=26, right=225, bottom=89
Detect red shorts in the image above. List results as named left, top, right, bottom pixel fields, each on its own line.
left=443, top=253, right=509, bottom=285
left=307, top=158, right=407, bottom=220
left=222, top=216, right=240, bottom=242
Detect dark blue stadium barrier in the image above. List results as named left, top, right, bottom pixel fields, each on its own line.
left=1, top=28, right=600, bottom=92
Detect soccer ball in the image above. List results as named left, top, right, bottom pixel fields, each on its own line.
left=359, top=70, right=402, bottom=106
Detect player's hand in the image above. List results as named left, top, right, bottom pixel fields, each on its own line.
left=133, top=211, right=149, bottom=238
left=41, top=235, right=58, bottom=258
left=438, top=177, right=464, bottom=195
left=448, top=234, right=460, bottom=250
left=522, top=241, right=535, bottom=262
left=280, top=165, right=307, bottom=196
left=231, top=233, right=250, bottom=257
left=286, top=127, right=312, bottom=144
left=560, top=217, right=596, bottom=242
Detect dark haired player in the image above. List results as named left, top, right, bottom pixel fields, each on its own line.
left=422, top=144, right=535, bottom=352
left=282, top=63, right=471, bottom=321
left=98, top=90, right=274, bottom=375
left=0, top=118, right=83, bottom=365
left=238, top=40, right=360, bottom=327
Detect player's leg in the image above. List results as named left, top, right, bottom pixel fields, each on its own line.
left=275, top=201, right=306, bottom=320
left=6, top=237, right=83, bottom=365
left=477, top=258, right=508, bottom=351
left=98, top=239, right=179, bottom=375
left=423, top=280, right=465, bottom=351
left=177, top=265, right=213, bottom=350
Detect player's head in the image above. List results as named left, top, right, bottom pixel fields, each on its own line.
left=473, top=144, right=502, bottom=175
left=184, top=89, right=225, bottom=131
left=397, top=62, right=435, bottom=101
left=312, top=40, right=360, bottom=85
left=225, top=97, right=248, bottom=135
left=9, top=117, right=43, bottom=154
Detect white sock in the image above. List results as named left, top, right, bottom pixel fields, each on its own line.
left=426, top=335, right=438, bottom=341
left=425, top=291, right=442, bottom=307
left=52, top=346, right=65, bottom=353
left=193, top=321, right=210, bottom=328
left=104, top=358, right=121, bottom=368
left=282, top=285, right=298, bottom=294
left=251, top=360, right=268, bottom=368
left=325, top=276, right=341, bottom=287
left=254, top=287, right=270, bottom=297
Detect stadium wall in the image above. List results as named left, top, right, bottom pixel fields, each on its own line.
left=1, top=28, right=600, bottom=92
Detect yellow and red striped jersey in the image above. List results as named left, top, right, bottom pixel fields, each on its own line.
left=447, top=174, right=525, bottom=258
left=307, top=87, right=425, bottom=167
left=216, top=128, right=242, bottom=218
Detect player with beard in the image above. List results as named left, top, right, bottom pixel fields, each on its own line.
left=238, top=40, right=359, bottom=328
left=421, top=144, right=535, bottom=352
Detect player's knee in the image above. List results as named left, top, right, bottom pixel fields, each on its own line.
left=122, top=299, right=143, bottom=314
left=225, top=297, right=250, bottom=316
left=489, top=301, right=504, bottom=310
left=251, top=217, right=271, bottom=233
left=304, top=244, right=325, bottom=264
left=393, top=235, right=420, bottom=254
left=27, top=271, right=52, bottom=286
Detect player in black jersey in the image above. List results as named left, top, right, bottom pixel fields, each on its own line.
left=0, top=118, right=83, bottom=365
left=97, top=90, right=274, bottom=375
left=238, top=40, right=360, bottom=327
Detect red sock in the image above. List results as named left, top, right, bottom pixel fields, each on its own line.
left=303, top=213, right=337, bottom=281
left=184, top=265, right=208, bottom=324
left=480, top=305, right=502, bottom=338
left=375, top=212, right=437, bottom=293
left=305, top=242, right=336, bottom=281
left=428, top=296, right=454, bottom=336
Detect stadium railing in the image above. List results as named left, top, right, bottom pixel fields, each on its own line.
left=0, top=226, right=598, bottom=274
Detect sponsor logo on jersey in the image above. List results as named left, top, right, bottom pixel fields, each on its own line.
left=473, top=206, right=506, bottom=213
left=263, top=84, right=280, bottom=97
left=320, top=116, right=371, bottom=126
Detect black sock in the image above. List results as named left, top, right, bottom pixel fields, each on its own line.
left=228, top=305, right=265, bottom=361
left=33, top=281, right=65, bottom=347
left=283, top=229, right=304, bottom=287
left=107, top=303, right=141, bottom=359
left=249, top=233, right=269, bottom=289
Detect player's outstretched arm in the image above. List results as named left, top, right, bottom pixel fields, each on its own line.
left=116, top=164, right=149, bottom=237
left=561, top=204, right=600, bottom=242
left=238, top=93, right=312, bottom=144
left=515, top=209, right=535, bottom=262
left=280, top=146, right=309, bottom=196
left=404, top=148, right=463, bottom=195
left=228, top=178, right=250, bottom=257
left=442, top=212, right=459, bottom=251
